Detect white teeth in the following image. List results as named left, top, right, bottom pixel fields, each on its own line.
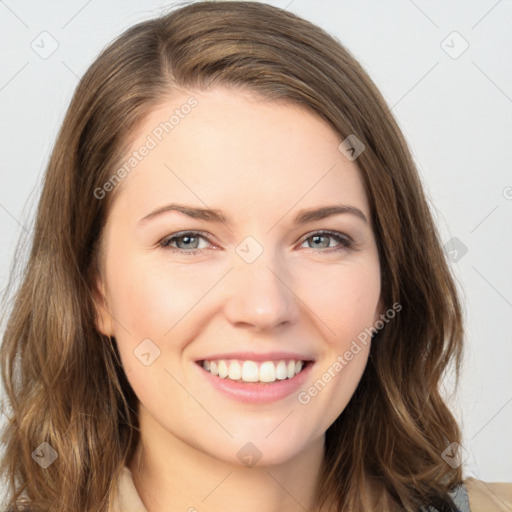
left=228, top=361, right=242, bottom=380
left=242, top=361, right=259, bottom=382
left=259, top=361, right=276, bottom=383
left=287, top=360, right=295, bottom=378
left=201, top=358, right=308, bottom=383
left=218, top=360, right=228, bottom=379
left=275, top=360, right=287, bottom=380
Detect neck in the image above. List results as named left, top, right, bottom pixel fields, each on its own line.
left=128, top=407, right=325, bottom=512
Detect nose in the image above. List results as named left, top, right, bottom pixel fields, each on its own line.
left=222, top=255, right=300, bottom=331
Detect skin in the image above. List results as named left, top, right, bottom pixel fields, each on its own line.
left=93, top=86, right=382, bottom=512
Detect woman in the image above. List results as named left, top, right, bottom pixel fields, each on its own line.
left=1, top=1, right=510, bottom=511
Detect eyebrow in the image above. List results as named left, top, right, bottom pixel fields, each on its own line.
left=138, top=203, right=368, bottom=226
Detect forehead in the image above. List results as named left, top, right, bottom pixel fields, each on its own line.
left=108, top=87, right=370, bottom=224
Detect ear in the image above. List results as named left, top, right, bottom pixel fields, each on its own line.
left=91, top=273, right=114, bottom=337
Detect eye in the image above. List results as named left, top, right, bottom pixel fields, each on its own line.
left=159, top=231, right=212, bottom=255
left=299, top=231, right=353, bottom=252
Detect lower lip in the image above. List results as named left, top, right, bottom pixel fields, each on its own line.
left=196, top=361, right=314, bottom=404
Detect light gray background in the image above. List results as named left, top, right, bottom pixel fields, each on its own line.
left=1, top=0, right=511, bottom=489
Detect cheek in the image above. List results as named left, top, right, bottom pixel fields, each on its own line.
left=106, top=248, right=209, bottom=339
left=301, top=258, right=381, bottom=347
left=307, top=260, right=379, bottom=422
left=297, top=264, right=378, bottom=427
left=106, top=259, right=204, bottom=403
left=105, top=248, right=228, bottom=386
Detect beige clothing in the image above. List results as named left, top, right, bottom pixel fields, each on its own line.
left=464, top=477, right=512, bottom=512
left=114, top=466, right=148, bottom=512
left=113, top=466, right=512, bottom=512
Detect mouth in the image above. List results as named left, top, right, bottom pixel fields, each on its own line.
left=196, top=358, right=314, bottom=384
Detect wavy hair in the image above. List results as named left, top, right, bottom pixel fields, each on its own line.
left=0, top=1, right=464, bottom=510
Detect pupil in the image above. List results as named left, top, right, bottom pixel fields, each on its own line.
left=312, top=235, right=327, bottom=248
left=181, top=236, right=197, bottom=248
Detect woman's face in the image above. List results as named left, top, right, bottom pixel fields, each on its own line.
left=94, top=86, right=382, bottom=466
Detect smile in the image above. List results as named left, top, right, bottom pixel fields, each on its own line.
left=200, top=359, right=309, bottom=383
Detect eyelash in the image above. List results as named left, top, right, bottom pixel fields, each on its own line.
left=158, top=230, right=353, bottom=256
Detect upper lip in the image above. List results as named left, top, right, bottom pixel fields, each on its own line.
left=197, top=351, right=315, bottom=362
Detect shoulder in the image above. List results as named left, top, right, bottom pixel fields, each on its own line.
left=464, top=477, right=512, bottom=512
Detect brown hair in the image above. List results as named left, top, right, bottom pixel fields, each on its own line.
left=0, top=1, right=464, bottom=510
